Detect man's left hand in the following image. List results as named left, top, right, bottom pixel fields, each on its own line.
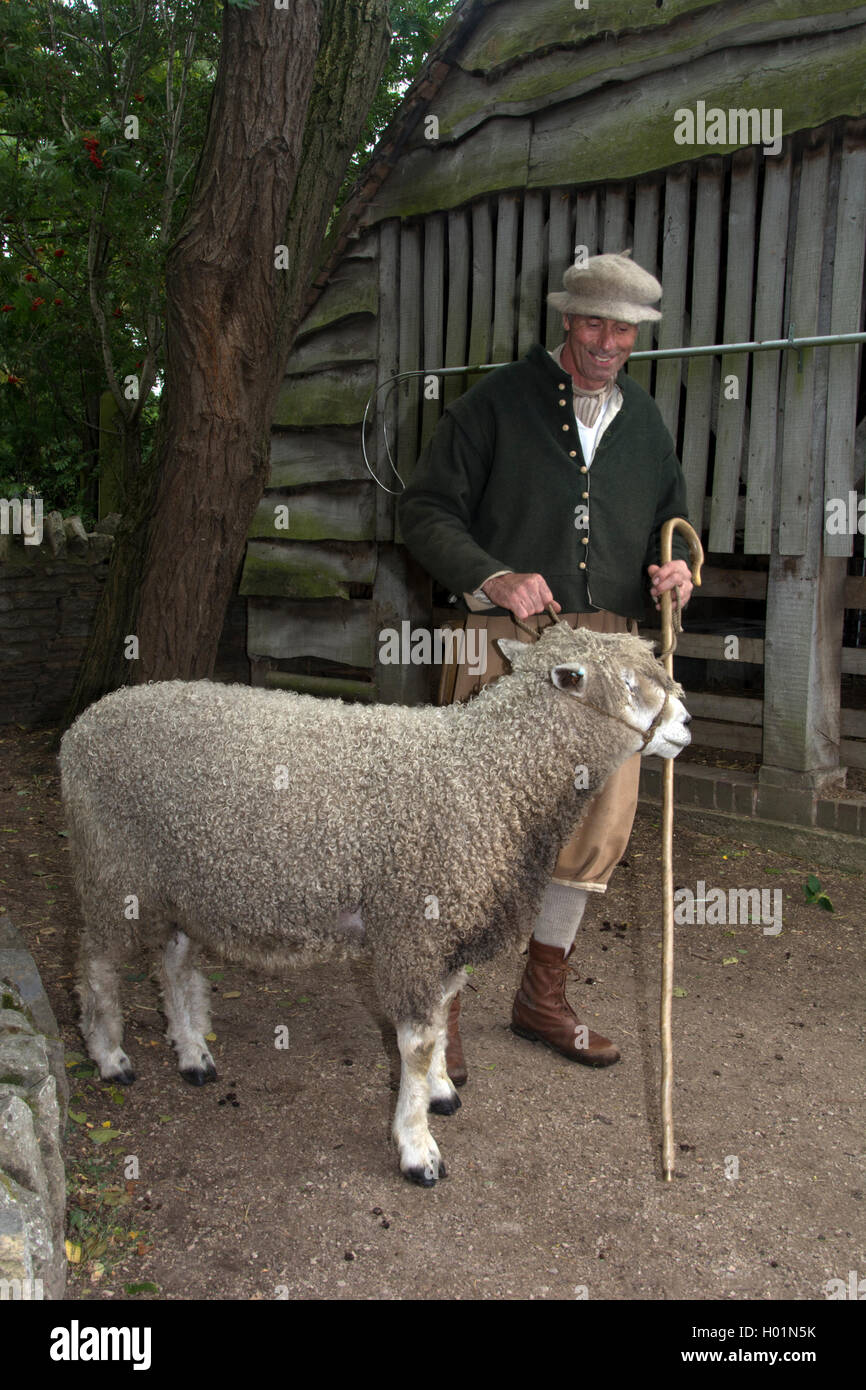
left=647, top=560, right=693, bottom=612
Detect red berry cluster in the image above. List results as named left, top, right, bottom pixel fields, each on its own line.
left=82, top=135, right=103, bottom=169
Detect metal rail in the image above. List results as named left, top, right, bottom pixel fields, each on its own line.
left=361, top=329, right=866, bottom=494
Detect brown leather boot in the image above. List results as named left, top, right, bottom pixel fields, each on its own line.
left=511, top=938, right=620, bottom=1067
left=445, top=993, right=467, bottom=1087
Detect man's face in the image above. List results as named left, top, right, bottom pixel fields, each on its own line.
left=562, top=313, right=639, bottom=389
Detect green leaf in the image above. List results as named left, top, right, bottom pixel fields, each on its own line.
left=672, top=986, right=687, bottom=998
left=89, top=1128, right=121, bottom=1144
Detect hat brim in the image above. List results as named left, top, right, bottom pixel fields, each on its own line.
left=547, top=291, right=662, bottom=323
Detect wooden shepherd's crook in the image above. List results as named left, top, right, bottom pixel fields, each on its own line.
left=658, top=517, right=704, bottom=1182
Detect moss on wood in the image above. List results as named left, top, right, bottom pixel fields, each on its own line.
left=272, top=365, right=376, bottom=428
left=239, top=540, right=377, bottom=598
left=295, top=260, right=378, bottom=338
left=262, top=670, right=376, bottom=701
left=268, top=428, right=368, bottom=488
left=248, top=485, right=376, bottom=543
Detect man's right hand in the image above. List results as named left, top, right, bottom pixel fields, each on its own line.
left=481, top=572, right=562, bottom=621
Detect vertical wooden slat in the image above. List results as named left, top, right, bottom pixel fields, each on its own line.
left=420, top=213, right=446, bottom=452
left=573, top=188, right=598, bottom=261
left=601, top=184, right=628, bottom=252
left=443, top=208, right=471, bottom=406
left=779, top=136, right=832, bottom=555
left=468, top=199, right=494, bottom=374
left=396, top=223, right=423, bottom=529
left=376, top=221, right=399, bottom=541
left=628, top=178, right=660, bottom=393
left=824, top=121, right=866, bottom=558
left=680, top=160, right=723, bottom=533
left=518, top=190, right=546, bottom=357
left=546, top=188, right=572, bottom=349
left=710, top=149, right=758, bottom=554
left=491, top=192, right=520, bottom=364
left=655, top=170, right=690, bottom=440
left=744, top=149, right=793, bottom=554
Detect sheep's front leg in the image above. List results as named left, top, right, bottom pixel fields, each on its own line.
left=393, top=1022, right=446, bottom=1187
left=427, top=975, right=464, bottom=1116
left=77, top=949, right=135, bottom=1085
left=158, top=929, right=217, bottom=1086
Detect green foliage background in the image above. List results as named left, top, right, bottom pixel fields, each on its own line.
left=0, top=0, right=457, bottom=518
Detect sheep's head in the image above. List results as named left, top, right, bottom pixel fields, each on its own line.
left=497, top=625, right=690, bottom=759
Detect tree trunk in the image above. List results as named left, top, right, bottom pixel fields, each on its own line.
left=66, top=0, right=390, bottom=717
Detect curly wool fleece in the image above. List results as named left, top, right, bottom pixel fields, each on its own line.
left=60, top=625, right=681, bottom=1026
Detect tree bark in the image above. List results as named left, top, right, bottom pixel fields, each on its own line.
left=67, top=0, right=390, bottom=715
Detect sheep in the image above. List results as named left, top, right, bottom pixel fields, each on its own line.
left=60, top=622, right=690, bottom=1186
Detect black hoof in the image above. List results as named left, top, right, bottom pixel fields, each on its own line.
left=429, top=1092, right=461, bottom=1116
left=107, top=1068, right=136, bottom=1086
left=404, top=1158, right=446, bottom=1187
left=180, top=1062, right=217, bottom=1086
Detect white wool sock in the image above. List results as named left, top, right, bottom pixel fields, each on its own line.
left=530, top=884, right=589, bottom=953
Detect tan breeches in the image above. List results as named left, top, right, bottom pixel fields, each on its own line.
left=439, top=610, right=641, bottom=892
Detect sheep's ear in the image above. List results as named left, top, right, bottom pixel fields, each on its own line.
left=497, top=638, right=529, bottom=667
left=551, top=663, right=587, bottom=694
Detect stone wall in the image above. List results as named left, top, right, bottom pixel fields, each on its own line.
left=0, top=917, right=69, bottom=1300
left=0, top=514, right=115, bottom=726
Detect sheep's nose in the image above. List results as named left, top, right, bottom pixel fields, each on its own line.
left=683, top=712, right=692, bottom=725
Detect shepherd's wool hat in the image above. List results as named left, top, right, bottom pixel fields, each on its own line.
left=547, top=250, right=662, bottom=323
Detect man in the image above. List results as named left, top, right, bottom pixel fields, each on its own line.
left=397, top=251, right=693, bottom=1085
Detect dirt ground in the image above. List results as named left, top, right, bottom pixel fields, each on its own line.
left=0, top=724, right=863, bottom=1304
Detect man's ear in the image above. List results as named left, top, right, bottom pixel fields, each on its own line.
left=497, top=638, right=528, bottom=667
left=551, top=663, right=586, bottom=693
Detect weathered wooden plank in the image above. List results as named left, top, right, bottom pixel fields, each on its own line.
left=824, top=122, right=866, bottom=557
left=468, top=198, right=494, bottom=377
left=248, top=485, right=376, bottom=543
left=841, top=708, right=866, bottom=738
left=842, top=646, right=866, bottom=675
left=518, top=190, right=546, bottom=357
left=283, top=317, right=377, bottom=376
left=845, top=574, right=866, bottom=608
left=296, top=259, right=377, bottom=337
left=372, top=543, right=432, bottom=705
left=272, top=365, right=377, bottom=429
left=264, top=670, right=376, bottom=702
left=654, top=170, right=690, bottom=440
left=397, top=223, right=423, bottom=539
left=573, top=188, right=598, bottom=261
left=626, top=178, right=660, bottom=393
left=601, top=185, right=628, bottom=253
left=421, top=213, right=446, bottom=450
left=545, top=188, right=572, bottom=349
left=248, top=598, right=374, bottom=667
left=376, top=220, right=400, bottom=538
left=685, top=693, right=763, bottom=725
left=460, top=0, right=860, bottom=76
left=491, top=193, right=520, bottom=364
left=269, top=428, right=368, bottom=488
left=443, top=208, right=471, bottom=406
left=840, top=738, right=866, bottom=769
left=680, top=160, right=723, bottom=532
left=692, top=566, right=768, bottom=600
left=743, top=148, right=793, bottom=553
left=239, top=540, right=377, bottom=600
left=670, top=632, right=765, bottom=664
left=710, top=149, right=758, bottom=553
left=779, top=138, right=832, bottom=555
left=689, top=719, right=763, bottom=754
left=439, top=3, right=866, bottom=143
left=362, top=117, right=532, bottom=224
left=526, top=30, right=866, bottom=192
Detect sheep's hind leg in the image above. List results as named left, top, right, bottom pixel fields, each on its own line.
left=393, top=1021, right=447, bottom=1187
left=427, top=974, right=464, bottom=1117
left=159, top=929, right=217, bottom=1085
left=77, top=948, right=135, bottom=1085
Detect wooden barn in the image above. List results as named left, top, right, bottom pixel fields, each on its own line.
left=238, top=0, right=866, bottom=861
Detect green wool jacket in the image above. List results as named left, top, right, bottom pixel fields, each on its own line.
left=398, top=342, right=691, bottom=620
